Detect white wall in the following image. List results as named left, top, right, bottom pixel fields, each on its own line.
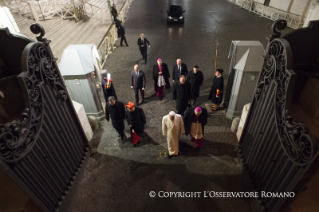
left=269, top=0, right=314, bottom=16
left=304, top=1, right=319, bottom=26
left=0, top=6, right=20, bottom=34
left=290, top=0, right=312, bottom=16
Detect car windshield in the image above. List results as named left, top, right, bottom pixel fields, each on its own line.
left=169, top=6, right=182, bottom=12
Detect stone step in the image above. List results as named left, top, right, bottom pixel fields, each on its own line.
left=49, top=19, right=84, bottom=50
left=54, top=18, right=100, bottom=59
left=19, top=18, right=71, bottom=40
left=10, top=12, right=33, bottom=29
left=72, top=19, right=99, bottom=44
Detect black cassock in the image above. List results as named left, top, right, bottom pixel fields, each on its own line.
left=187, top=70, right=204, bottom=99
left=105, top=101, right=125, bottom=135
left=173, top=81, right=191, bottom=114
left=152, top=63, right=170, bottom=91
left=125, top=107, right=146, bottom=135
left=101, top=79, right=117, bottom=101
left=208, top=76, right=224, bottom=105
left=183, top=107, right=208, bottom=135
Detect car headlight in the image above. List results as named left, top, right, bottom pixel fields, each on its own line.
left=168, top=16, right=172, bottom=19
left=179, top=16, right=184, bottom=19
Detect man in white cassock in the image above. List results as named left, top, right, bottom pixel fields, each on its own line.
left=162, top=111, right=185, bottom=159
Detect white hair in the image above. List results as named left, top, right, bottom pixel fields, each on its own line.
left=169, top=111, right=176, bottom=116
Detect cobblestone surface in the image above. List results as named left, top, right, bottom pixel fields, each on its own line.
left=70, top=0, right=293, bottom=211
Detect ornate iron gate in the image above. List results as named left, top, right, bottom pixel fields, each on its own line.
left=238, top=20, right=319, bottom=211
left=0, top=24, right=90, bottom=212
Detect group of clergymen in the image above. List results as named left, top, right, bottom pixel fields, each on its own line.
left=100, top=58, right=224, bottom=158
left=105, top=4, right=225, bottom=157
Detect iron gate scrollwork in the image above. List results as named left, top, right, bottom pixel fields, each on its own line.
left=0, top=24, right=90, bottom=212
left=239, top=20, right=319, bottom=212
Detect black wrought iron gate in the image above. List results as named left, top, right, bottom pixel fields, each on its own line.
left=0, top=24, right=90, bottom=212
left=238, top=20, right=319, bottom=212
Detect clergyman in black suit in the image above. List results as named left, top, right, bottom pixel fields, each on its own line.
left=111, top=4, right=118, bottom=21
left=131, top=64, right=146, bottom=105
left=172, top=58, right=188, bottom=82
left=114, top=16, right=121, bottom=38
left=119, top=22, right=128, bottom=46
left=137, top=33, right=150, bottom=64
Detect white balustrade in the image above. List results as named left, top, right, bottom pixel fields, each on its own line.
left=237, top=1, right=304, bottom=29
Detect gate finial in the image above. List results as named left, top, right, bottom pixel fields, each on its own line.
left=30, top=23, right=48, bottom=43
left=269, top=19, right=287, bottom=41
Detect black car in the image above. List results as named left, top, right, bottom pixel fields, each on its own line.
left=166, top=5, right=185, bottom=23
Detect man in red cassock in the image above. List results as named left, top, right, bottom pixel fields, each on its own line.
left=125, top=102, right=146, bottom=146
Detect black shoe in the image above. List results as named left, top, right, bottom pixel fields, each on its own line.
left=195, top=147, right=201, bottom=151
left=121, top=133, right=125, bottom=139
left=133, top=144, right=136, bottom=147
left=145, top=61, right=147, bottom=64
left=167, top=154, right=172, bottom=159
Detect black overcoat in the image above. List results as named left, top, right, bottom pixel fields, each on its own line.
left=208, top=76, right=224, bottom=105
left=111, top=7, right=118, bottom=17
left=153, top=63, right=170, bottom=91
left=125, top=107, right=146, bottom=135
left=187, top=70, right=204, bottom=99
left=102, top=79, right=117, bottom=101
left=173, top=81, right=191, bottom=114
left=183, top=107, right=208, bottom=136
left=105, top=101, right=125, bottom=132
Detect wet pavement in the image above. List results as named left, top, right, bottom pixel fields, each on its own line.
left=70, top=0, right=292, bottom=211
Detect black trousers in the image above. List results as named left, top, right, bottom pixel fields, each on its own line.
left=139, top=47, right=147, bottom=62
left=120, top=35, right=128, bottom=46
left=112, top=120, right=125, bottom=137
left=176, top=99, right=188, bottom=115
left=134, top=87, right=144, bottom=104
